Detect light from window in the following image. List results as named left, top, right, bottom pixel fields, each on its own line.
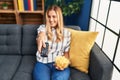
left=112, top=67, right=120, bottom=80
left=102, top=29, right=117, bottom=60
left=114, top=40, right=120, bottom=69
left=96, top=23, right=105, bottom=48
left=107, top=1, right=120, bottom=34
left=97, top=0, right=110, bottom=25
left=89, top=19, right=96, bottom=31
left=91, top=0, right=100, bottom=19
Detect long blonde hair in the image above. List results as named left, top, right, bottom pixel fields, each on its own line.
left=45, top=5, right=64, bottom=42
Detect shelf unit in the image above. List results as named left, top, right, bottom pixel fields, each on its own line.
left=0, top=0, right=44, bottom=24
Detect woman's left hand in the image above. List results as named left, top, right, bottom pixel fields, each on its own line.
left=53, top=64, right=64, bottom=70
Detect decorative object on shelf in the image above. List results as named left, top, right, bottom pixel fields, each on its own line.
left=1, top=2, right=8, bottom=10
left=45, top=0, right=84, bottom=16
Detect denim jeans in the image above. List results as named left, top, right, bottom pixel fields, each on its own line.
left=33, top=62, right=70, bottom=80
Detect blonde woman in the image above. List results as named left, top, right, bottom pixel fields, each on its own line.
left=33, top=5, right=71, bottom=80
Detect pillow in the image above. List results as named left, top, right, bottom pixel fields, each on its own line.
left=67, top=28, right=98, bottom=73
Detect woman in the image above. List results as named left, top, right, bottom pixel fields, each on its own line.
left=33, top=5, right=71, bottom=80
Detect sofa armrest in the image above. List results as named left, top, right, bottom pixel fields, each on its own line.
left=89, top=43, right=113, bottom=80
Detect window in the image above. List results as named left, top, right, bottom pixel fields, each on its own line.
left=90, top=0, right=120, bottom=80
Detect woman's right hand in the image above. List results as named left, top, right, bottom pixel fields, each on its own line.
left=36, top=32, right=46, bottom=53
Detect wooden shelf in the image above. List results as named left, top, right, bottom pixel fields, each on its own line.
left=18, top=11, right=44, bottom=14
left=0, top=13, right=16, bottom=24
left=19, top=13, right=43, bottom=24
left=0, top=0, right=44, bottom=24
left=0, top=10, right=15, bottom=13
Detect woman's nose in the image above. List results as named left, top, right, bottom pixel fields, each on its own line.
left=50, top=17, right=53, bottom=21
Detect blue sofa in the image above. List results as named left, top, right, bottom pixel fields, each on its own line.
left=0, top=24, right=113, bottom=80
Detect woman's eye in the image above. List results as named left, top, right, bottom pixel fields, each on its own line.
left=48, top=15, right=56, bottom=19
left=53, top=16, right=56, bottom=18
left=48, top=16, right=50, bottom=18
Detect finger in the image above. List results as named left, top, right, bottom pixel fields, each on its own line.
left=55, top=66, right=59, bottom=69
left=38, top=46, right=42, bottom=53
left=60, top=68, right=64, bottom=70
left=42, top=41, right=46, bottom=48
left=38, top=47, right=41, bottom=53
left=57, top=67, right=64, bottom=70
left=53, top=64, right=59, bottom=70
left=54, top=65, right=64, bottom=70
left=38, top=40, right=43, bottom=53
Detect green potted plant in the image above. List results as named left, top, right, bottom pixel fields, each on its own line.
left=2, top=2, right=8, bottom=10
left=45, top=0, right=84, bottom=16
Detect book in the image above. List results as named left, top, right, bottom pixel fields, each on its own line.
left=30, top=0, right=34, bottom=11
left=23, top=0, right=37, bottom=11
left=24, top=0, right=29, bottom=10
left=33, top=0, right=37, bottom=10
left=28, top=0, right=31, bottom=11
left=17, top=0, right=24, bottom=11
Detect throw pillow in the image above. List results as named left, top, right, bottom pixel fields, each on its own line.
left=67, top=28, right=98, bottom=73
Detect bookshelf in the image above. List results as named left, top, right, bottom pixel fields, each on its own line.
left=0, top=0, right=44, bottom=24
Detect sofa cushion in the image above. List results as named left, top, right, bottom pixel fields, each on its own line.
left=0, top=55, right=21, bottom=80
left=70, top=68, right=90, bottom=80
left=68, top=28, right=98, bottom=73
left=70, top=68, right=91, bottom=80
left=89, top=44, right=113, bottom=80
left=22, top=25, right=39, bottom=55
left=65, top=25, right=81, bottom=30
left=0, top=24, right=21, bottom=55
left=12, top=56, right=36, bottom=80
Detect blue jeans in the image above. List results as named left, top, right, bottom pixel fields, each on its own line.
left=33, top=62, right=70, bottom=80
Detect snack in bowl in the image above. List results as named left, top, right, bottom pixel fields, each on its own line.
left=55, top=56, right=70, bottom=70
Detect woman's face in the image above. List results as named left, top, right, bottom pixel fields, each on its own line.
left=48, top=10, right=58, bottom=28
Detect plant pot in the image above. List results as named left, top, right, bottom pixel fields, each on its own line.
left=3, top=6, right=8, bottom=10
